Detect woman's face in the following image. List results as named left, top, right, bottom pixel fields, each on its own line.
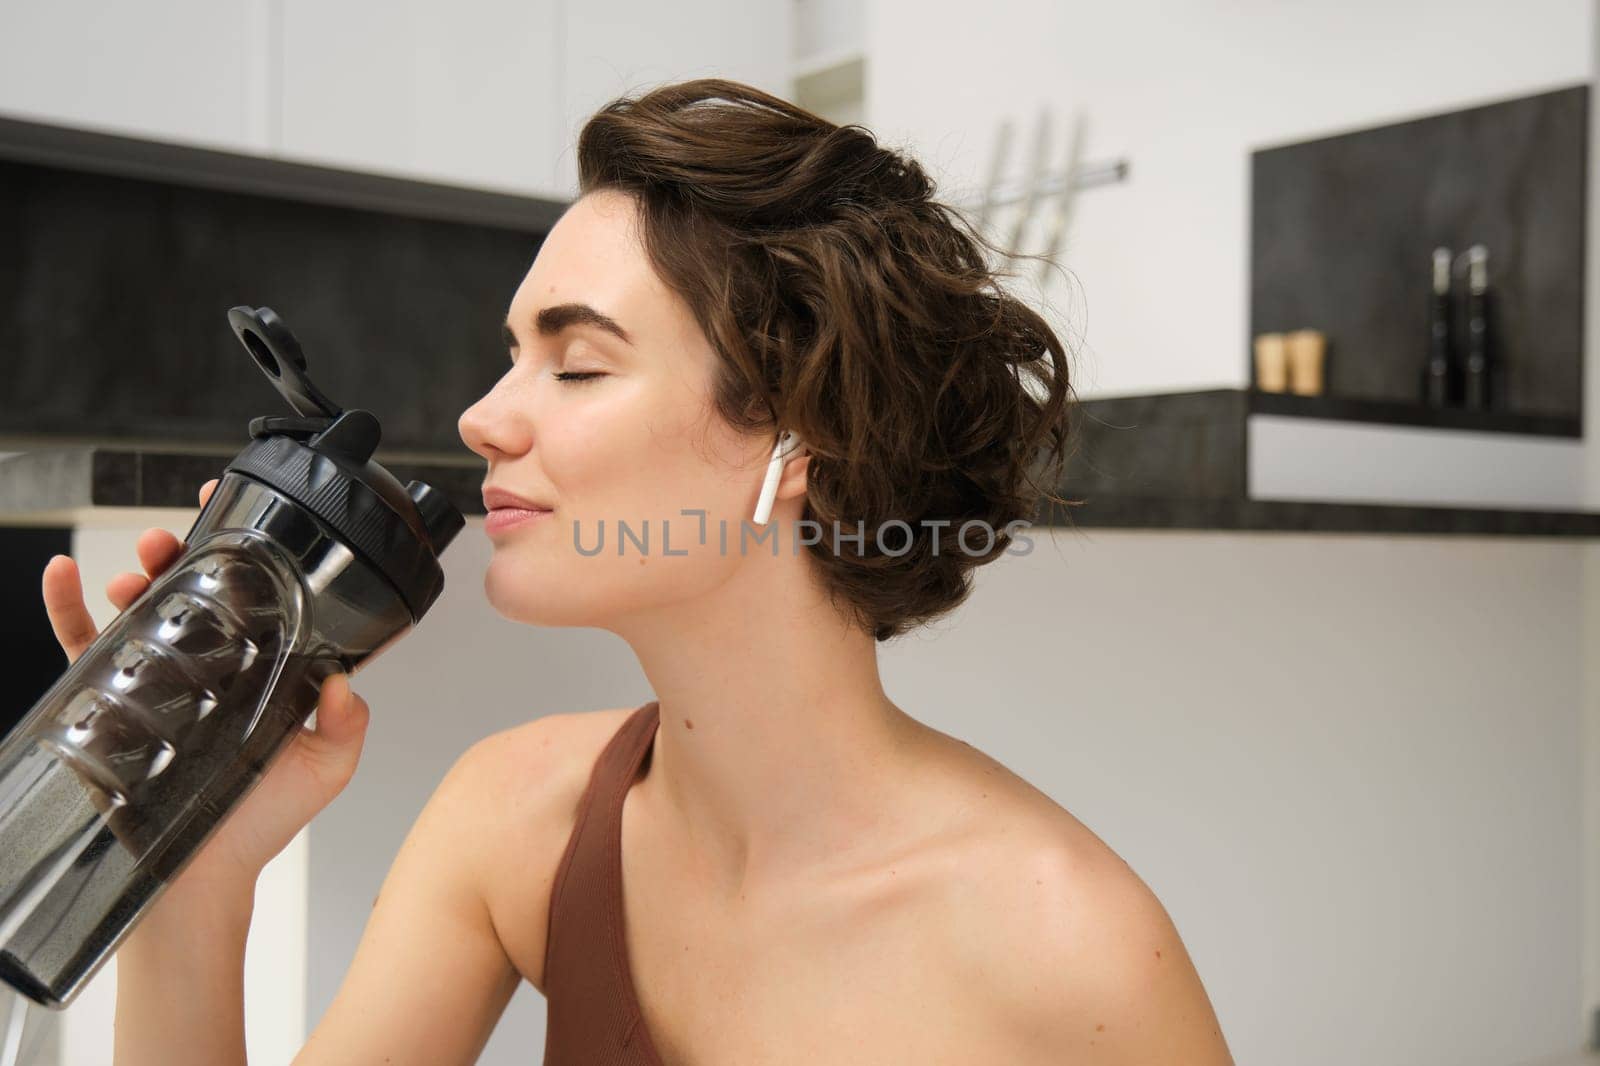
left=458, top=188, right=778, bottom=631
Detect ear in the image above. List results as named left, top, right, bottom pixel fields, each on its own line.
left=774, top=452, right=810, bottom=505
left=751, top=431, right=809, bottom=525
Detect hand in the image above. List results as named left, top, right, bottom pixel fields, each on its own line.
left=40, top=478, right=372, bottom=893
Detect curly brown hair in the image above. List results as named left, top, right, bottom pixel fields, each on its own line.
left=575, top=78, right=1079, bottom=642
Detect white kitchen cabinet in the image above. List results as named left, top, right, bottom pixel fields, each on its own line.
left=279, top=0, right=791, bottom=200
left=0, top=0, right=273, bottom=154
left=554, top=0, right=792, bottom=194
left=281, top=0, right=793, bottom=196
left=277, top=0, right=565, bottom=196
left=0, top=0, right=792, bottom=200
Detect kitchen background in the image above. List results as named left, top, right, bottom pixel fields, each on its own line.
left=0, top=1, right=1598, bottom=1064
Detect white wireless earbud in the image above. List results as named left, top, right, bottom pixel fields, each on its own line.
left=752, top=429, right=804, bottom=525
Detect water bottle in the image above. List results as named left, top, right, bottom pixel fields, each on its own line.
left=0, top=305, right=464, bottom=1009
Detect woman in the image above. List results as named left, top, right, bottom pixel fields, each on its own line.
left=43, top=79, right=1234, bottom=1065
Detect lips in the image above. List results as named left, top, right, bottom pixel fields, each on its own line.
left=482, top=486, right=554, bottom=513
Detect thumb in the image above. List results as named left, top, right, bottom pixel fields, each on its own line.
left=301, top=672, right=371, bottom=762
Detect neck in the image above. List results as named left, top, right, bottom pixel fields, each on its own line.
left=611, top=561, right=929, bottom=897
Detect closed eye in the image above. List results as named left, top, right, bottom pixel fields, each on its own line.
left=553, top=371, right=605, bottom=384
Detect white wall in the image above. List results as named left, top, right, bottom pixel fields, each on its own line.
left=865, top=0, right=1593, bottom=400
left=906, top=530, right=1587, bottom=1066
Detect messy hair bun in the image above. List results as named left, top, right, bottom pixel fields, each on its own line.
left=576, top=78, right=1079, bottom=642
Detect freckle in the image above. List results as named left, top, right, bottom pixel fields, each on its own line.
left=1155, top=950, right=1162, bottom=959
left=1096, top=1024, right=1105, bottom=1032
left=685, top=719, right=694, bottom=730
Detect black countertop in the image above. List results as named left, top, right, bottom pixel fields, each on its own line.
left=1030, top=387, right=1600, bottom=537
left=0, top=446, right=482, bottom=524
left=3, top=437, right=1599, bottom=538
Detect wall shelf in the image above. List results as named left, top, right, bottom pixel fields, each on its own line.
left=1245, top=389, right=1580, bottom=438
left=1249, top=85, right=1587, bottom=425
left=1040, top=388, right=1600, bottom=536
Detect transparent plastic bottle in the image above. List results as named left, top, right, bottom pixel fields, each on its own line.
left=0, top=306, right=464, bottom=1009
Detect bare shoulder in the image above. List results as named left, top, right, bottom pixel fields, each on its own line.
left=455, top=702, right=645, bottom=994
left=463, top=703, right=639, bottom=797
left=292, top=703, right=646, bottom=1063
left=911, top=733, right=1235, bottom=1064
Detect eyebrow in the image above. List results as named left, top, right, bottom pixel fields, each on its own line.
left=501, top=303, right=635, bottom=350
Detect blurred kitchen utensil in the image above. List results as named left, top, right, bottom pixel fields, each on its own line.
left=955, top=105, right=1130, bottom=283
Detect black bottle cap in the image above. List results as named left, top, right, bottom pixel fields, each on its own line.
left=222, top=306, right=464, bottom=622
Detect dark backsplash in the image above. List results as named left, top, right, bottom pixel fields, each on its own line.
left=0, top=117, right=568, bottom=457
left=1250, top=83, right=1587, bottom=420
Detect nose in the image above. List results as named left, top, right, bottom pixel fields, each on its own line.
left=458, top=379, right=531, bottom=463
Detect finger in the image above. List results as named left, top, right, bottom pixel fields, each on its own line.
left=41, top=555, right=98, bottom=662
left=105, top=571, right=151, bottom=612
left=308, top=674, right=370, bottom=748
left=133, top=527, right=185, bottom=581
left=199, top=479, right=218, bottom=507
left=297, top=675, right=370, bottom=784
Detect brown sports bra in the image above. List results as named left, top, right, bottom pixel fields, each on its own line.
left=542, top=699, right=665, bottom=1065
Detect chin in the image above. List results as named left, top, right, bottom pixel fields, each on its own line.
left=481, top=556, right=605, bottom=629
